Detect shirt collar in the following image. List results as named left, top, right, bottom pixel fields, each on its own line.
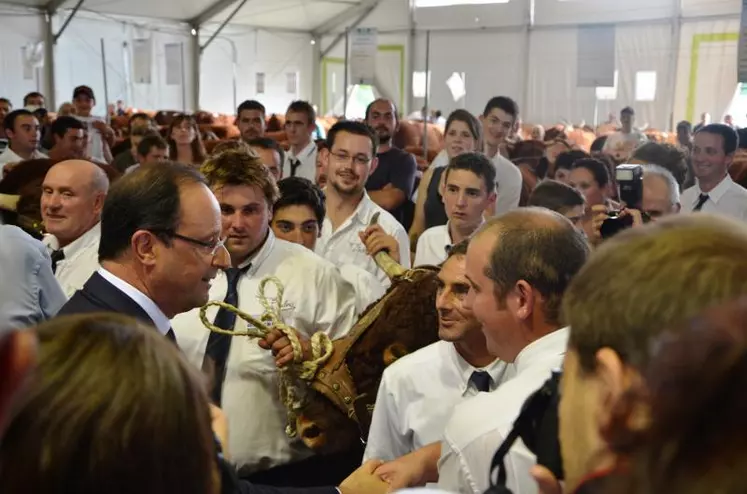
left=288, top=140, right=317, bottom=160
left=697, top=174, right=733, bottom=204
left=237, top=229, right=276, bottom=274
left=97, top=267, right=171, bottom=335
left=513, top=326, right=569, bottom=373
left=445, top=342, right=507, bottom=395
left=43, top=222, right=100, bottom=256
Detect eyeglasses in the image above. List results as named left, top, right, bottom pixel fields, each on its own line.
left=153, top=230, right=226, bottom=256
left=329, top=150, right=372, bottom=167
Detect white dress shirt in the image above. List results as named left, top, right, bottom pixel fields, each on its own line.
left=284, top=140, right=318, bottom=182
left=338, top=263, right=387, bottom=315
left=43, top=222, right=101, bottom=298
left=317, top=192, right=411, bottom=287
left=437, top=327, right=569, bottom=494
left=415, top=224, right=450, bottom=267
left=172, top=231, right=358, bottom=474
left=491, top=152, right=522, bottom=215
left=0, top=148, right=47, bottom=176
left=364, top=341, right=511, bottom=462
left=97, top=267, right=172, bottom=335
left=681, top=174, right=747, bottom=221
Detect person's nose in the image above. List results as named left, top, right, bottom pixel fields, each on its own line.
left=212, top=244, right=231, bottom=269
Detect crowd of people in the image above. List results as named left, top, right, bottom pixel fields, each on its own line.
left=1, top=88, right=747, bottom=494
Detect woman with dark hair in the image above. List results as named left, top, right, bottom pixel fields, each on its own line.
left=0, top=313, right=219, bottom=494
left=168, top=114, right=207, bottom=166
left=602, top=297, right=747, bottom=494
left=409, top=109, right=484, bottom=246
left=510, top=139, right=547, bottom=206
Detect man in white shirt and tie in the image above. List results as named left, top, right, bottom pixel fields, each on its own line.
left=283, top=101, right=318, bottom=181
left=372, top=208, right=590, bottom=494
left=681, top=123, right=747, bottom=220
left=316, top=121, right=410, bottom=286
left=414, top=153, right=496, bottom=267
left=172, top=149, right=358, bottom=480
left=41, top=159, right=108, bottom=298
left=363, top=239, right=509, bottom=463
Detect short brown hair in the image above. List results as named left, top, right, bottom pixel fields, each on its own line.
left=0, top=313, right=217, bottom=494
left=564, top=214, right=747, bottom=373
left=479, top=207, right=590, bottom=325
left=201, top=149, right=279, bottom=206
left=210, top=139, right=252, bottom=157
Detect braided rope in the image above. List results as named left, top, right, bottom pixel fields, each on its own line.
left=198, top=276, right=334, bottom=437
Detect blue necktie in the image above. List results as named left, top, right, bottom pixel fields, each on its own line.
left=470, top=370, right=492, bottom=393
left=204, top=266, right=248, bottom=405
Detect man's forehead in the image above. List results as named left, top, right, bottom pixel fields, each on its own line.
left=446, top=169, right=485, bottom=188
left=370, top=100, right=395, bottom=114
left=332, top=132, right=371, bottom=152
left=486, top=108, right=513, bottom=122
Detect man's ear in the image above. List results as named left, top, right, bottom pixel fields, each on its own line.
left=131, top=230, right=159, bottom=267
left=593, top=348, right=629, bottom=430
left=369, top=156, right=379, bottom=177
left=511, top=280, right=535, bottom=322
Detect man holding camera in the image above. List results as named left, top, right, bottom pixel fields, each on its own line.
left=532, top=214, right=747, bottom=494
left=589, top=164, right=680, bottom=243
left=373, top=208, right=590, bottom=494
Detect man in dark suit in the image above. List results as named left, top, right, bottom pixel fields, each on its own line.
left=56, top=162, right=387, bottom=494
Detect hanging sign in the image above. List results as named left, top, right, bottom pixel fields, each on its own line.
left=350, top=28, right=378, bottom=86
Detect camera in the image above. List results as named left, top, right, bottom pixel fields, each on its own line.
left=484, top=372, right=563, bottom=494
left=600, top=164, right=645, bottom=239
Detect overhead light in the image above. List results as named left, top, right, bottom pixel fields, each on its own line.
left=310, top=39, right=316, bottom=45
left=191, top=28, right=197, bottom=36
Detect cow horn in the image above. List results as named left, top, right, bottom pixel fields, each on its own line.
left=374, top=250, right=406, bottom=279
left=0, top=194, right=19, bottom=212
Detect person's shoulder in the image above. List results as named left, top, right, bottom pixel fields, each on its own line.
left=445, top=389, right=508, bottom=447
left=368, top=199, right=407, bottom=234
left=272, top=238, right=343, bottom=274
left=385, top=340, right=446, bottom=378
left=0, top=225, right=45, bottom=256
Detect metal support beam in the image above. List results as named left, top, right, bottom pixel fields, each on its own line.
left=311, top=35, right=322, bottom=110
left=312, top=0, right=381, bottom=37
left=191, top=27, right=201, bottom=111
left=200, top=0, right=251, bottom=52
left=320, top=2, right=378, bottom=59
left=53, top=0, right=84, bottom=43
left=43, top=11, right=57, bottom=109
left=405, top=0, right=415, bottom=115
left=189, top=0, right=242, bottom=27
left=45, top=0, right=69, bottom=14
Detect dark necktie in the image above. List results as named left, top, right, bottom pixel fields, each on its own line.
left=50, top=249, right=65, bottom=274
left=290, top=158, right=302, bottom=177
left=204, top=266, right=248, bottom=405
left=470, top=370, right=492, bottom=393
left=693, top=193, right=709, bottom=212
left=166, top=328, right=177, bottom=343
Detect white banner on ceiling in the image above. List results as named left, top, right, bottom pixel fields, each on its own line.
left=350, top=27, right=378, bottom=85
left=132, top=38, right=153, bottom=84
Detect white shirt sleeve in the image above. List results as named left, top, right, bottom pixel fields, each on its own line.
left=306, top=262, right=358, bottom=339
left=437, top=434, right=479, bottom=494
left=395, top=224, right=412, bottom=268
left=363, top=370, right=412, bottom=462
left=414, top=233, right=428, bottom=267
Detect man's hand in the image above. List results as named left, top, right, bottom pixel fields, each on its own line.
left=339, top=460, right=389, bottom=494
left=359, top=224, right=400, bottom=264
left=258, top=328, right=311, bottom=367
left=210, top=404, right=230, bottom=459
left=531, top=465, right=562, bottom=494
left=373, top=449, right=433, bottom=492
left=2, top=162, right=19, bottom=180
left=591, top=204, right=644, bottom=243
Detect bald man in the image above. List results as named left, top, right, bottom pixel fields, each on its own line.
left=41, top=160, right=109, bottom=298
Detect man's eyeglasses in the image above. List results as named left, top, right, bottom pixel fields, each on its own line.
left=153, top=230, right=226, bottom=256
left=329, top=150, right=372, bottom=167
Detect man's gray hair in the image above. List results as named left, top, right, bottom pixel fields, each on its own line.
left=643, top=164, right=680, bottom=205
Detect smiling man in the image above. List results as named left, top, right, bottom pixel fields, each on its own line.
left=171, top=150, right=358, bottom=480
left=681, top=123, right=747, bottom=220
left=41, top=160, right=108, bottom=298
left=57, top=162, right=230, bottom=343
left=363, top=239, right=508, bottom=462
left=414, top=153, right=496, bottom=267
left=316, top=120, right=410, bottom=286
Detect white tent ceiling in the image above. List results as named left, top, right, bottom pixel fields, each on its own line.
left=0, top=0, right=367, bottom=31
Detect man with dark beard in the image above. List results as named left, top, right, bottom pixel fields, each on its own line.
left=364, top=99, right=417, bottom=227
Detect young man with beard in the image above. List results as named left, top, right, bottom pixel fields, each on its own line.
left=364, top=99, right=417, bottom=226
left=237, top=100, right=266, bottom=143
left=171, top=150, right=359, bottom=481
left=532, top=213, right=747, bottom=494
left=363, top=240, right=510, bottom=462
left=317, top=120, right=410, bottom=286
